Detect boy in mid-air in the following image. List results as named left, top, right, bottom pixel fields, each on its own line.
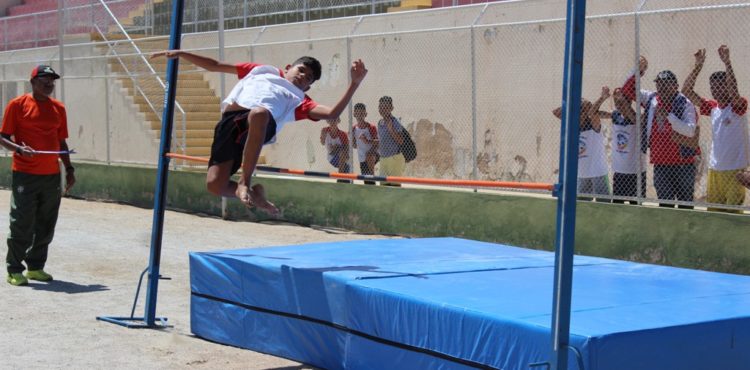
left=152, top=50, right=368, bottom=215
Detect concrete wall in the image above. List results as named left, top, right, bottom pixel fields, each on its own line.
left=0, top=157, right=746, bottom=275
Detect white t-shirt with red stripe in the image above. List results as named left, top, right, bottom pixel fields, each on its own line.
left=699, top=97, right=750, bottom=171
left=221, top=63, right=318, bottom=140
left=322, top=127, right=348, bottom=163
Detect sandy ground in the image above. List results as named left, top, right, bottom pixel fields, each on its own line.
left=0, top=189, right=392, bottom=370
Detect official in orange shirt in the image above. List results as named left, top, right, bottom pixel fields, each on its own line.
left=0, top=65, right=75, bottom=286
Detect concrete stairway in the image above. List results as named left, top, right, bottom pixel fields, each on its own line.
left=96, top=34, right=221, bottom=163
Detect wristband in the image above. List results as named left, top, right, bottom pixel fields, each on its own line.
left=14, top=147, right=21, bottom=154
left=66, top=166, right=75, bottom=172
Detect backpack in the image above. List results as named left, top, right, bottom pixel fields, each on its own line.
left=399, top=129, right=417, bottom=162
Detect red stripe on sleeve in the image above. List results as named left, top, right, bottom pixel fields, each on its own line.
left=622, top=75, right=636, bottom=102
left=733, top=97, right=748, bottom=116
left=235, top=63, right=261, bottom=79
left=295, top=95, right=319, bottom=121
left=700, top=98, right=718, bottom=116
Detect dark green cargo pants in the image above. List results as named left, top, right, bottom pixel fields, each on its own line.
left=6, top=171, right=61, bottom=274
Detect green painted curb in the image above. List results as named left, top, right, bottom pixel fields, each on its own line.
left=0, top=158, right=747, bottom=274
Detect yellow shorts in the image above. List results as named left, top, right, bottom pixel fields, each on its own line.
left=707, top=169, right=746, bottom=213
left=379, top=154, right=406, bottom=185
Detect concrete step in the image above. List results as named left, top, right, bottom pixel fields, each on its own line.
left=120, top=78, right=209, bottom=89
left=184, top=138, right=214, bottom=147
left=145, top=111, right=219, bottom=122
left=109, top=62, right=199, bottom=74
left=150, top=120, right=217, bottom=130
left=138, top=87, right=216, bottom=97
left=138, top=103, right=218, bottom=113
left=172, top=129, right=214, bottom=138
left=183, top=146, right=211, bottom=156
left=135, top=95, right=221, bottom=104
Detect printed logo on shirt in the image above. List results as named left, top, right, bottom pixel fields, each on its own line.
left=616, top=132, right=630, bottom=152
left=17, top=186, right=24, bottom=194
left=579, top=137, right=587, bottom=157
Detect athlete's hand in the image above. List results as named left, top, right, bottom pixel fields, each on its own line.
left=151, top=50, right=182, bottom=60
left=350, top=59, right=368, bottom=85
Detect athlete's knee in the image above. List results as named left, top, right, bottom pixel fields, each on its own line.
left=248, top=107, right=271, bottom=125
left=206, top=169, right=228, bottom=196
left=206, top=177, right=223, bottom=196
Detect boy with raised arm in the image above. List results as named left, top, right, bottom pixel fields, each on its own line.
left=152, top=50, right=367, bottom=215
left=552, top=87, right=612, bottom=200
left=682, top=45, right=749, bottom=212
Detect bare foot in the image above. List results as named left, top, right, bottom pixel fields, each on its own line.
left=236, top=183, right=253, bottom=207
left=249, top=184, right=280, bottom=217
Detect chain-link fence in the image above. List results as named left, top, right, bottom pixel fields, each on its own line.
left=0, top=0, right=749, bottom=211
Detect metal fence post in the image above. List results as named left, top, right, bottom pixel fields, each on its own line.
left=471, top=5, right=488, bottom=182
left=193, top=0, right=198, bottom=33
left=219, top=0, right=225, bottom=96
left=347, top=16, right=365, bottom=177
left=635, top=0, right=647, bottom=205
left=105, top=66, right=111, bottom=164
left=57, top=0, right=65, bottom=103
left=243, top=0, right=248, bottom=28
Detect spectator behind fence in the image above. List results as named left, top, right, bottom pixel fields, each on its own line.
left=377, top=96, right=405, bottom=187
left=623, top=60, right=699, bottom=209
left=737, top=170, right=750, bottom=190
left=552, top=86, right=611, bottom=201
left=352, top=103, right=379, bottom=185
left=0, top=65, right=76, bottom=286
left=682, top=46, right=749, bottom=213
left=608, top=87, right=647, bottom=204
left=151, top=50, right=367, bottom=216
left=320, top=117, right=351, bottom=183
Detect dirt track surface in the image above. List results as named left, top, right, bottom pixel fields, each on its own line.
left=0, top=189, right=391, bottom=369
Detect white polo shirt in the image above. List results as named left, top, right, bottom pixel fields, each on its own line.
left=221, top=63, right=318, bottom=139
left=699, top=97, right=750, bottom=171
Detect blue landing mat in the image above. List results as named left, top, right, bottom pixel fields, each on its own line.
left=189, top=237, right=750, bottom=370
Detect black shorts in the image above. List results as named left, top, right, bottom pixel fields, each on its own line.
left=208, top=109, right=277, bottom=175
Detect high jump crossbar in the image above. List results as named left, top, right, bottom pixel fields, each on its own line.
left=164, top=152, right=555, bottom=192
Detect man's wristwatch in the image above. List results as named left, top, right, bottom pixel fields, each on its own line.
left=66, top=166, right=75, bottom=173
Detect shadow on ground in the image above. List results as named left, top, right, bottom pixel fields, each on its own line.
left=29, top=279, right=109, bottom=294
